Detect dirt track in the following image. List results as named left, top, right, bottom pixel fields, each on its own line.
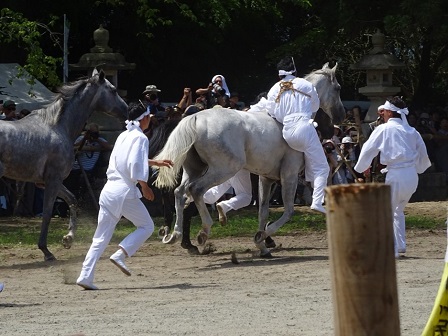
left=0, top=201, right=447, bottom=335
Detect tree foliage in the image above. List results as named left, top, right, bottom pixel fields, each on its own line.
left=1, top=0, right=448, bottom=107
left=0, top=8, right=61, bottom=88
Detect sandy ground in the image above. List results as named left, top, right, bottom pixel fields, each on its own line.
left=0, top=201, right=447, bottom=335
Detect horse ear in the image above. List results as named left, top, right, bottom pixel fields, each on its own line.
left=331, top=63, right=338, bottom=72
left=322, top=62, right=330, bottom=69
left=92, top=68, right=99, bottom=77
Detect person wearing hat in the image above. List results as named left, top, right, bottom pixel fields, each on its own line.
left=252, top=56, right=327, bottom=214
left=354, top=96, right=431, bottom=258
left=2, top=100, right=17, bottom=121
left=332, top=125, right=342, bottom=145
left=77, top=103, right=173, bottom=290
left=142, top=84, right=166, bottom=120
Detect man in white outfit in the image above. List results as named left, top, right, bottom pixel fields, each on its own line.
left=253, top=57, right=327, bottom=213
left=354, top=96, right=431, bottom=258
left=77, top=103, right=173, bottom=290
left=203, top=169, right=252, bottom=225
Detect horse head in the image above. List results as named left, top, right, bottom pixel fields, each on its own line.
left=89, top=69, right=128, bottom=119
left=306, top=63, right=346, bottom=138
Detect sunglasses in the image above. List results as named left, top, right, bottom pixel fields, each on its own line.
left=6, top=107, right=16, bottom=111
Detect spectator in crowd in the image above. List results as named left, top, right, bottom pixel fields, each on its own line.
left=177, top=87, right=193, bottom=112
left=407, top=112, right=418, bottom=128
left=229, top=92, right=244, bottom=110
left=322, top=139, right=338, bottom=185
left=415, top=111, right=438, bottom=163
left=196, top=74, right=231, bottom=108
left=354, top=96, right=431, bottom=258
left=64, top=123, right=113, bottom=200
left=164, top=105, right=183, bottom=121
left=18, top=109, right=31, bottom=119
left=332, top=125, right=342, bottom=145
left=337, top=136, right=359, bottom=183
left=77, top=103, right=173, bottom=290
left=142, top=84, right=166, bottom=122
left=2, top=100, right=17, bottom=121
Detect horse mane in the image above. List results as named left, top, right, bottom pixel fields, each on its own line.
left=34, top=77, right=90, bottom=125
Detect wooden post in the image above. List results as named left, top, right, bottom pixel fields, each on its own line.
left=326, top=184, right=400, bottom=335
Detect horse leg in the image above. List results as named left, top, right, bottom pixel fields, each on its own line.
left=158, top=189, right=174, bottom=238
left=254, top=176, right=276, bottom=257
left=259, top=174, right=298, bottom=245
left=38, top=182, right=61, bottom=261
left=162, top=180, right=187, bottom=244
left=181, top=203, right=200, bottom=255
left=57, top=184, right=78, bottom=249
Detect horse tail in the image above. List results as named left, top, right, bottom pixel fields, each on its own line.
left=154, top=116, right=197, bottom=189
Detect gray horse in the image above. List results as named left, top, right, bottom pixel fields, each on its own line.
left=155, top=63, right=345, bottom=257
left=0, top=70, right=127, bottom=261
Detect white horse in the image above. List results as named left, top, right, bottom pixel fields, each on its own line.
left=155, top=63, right=345, bottom=257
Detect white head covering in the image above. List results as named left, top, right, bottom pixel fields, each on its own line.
left=383, top=100, right=411, bottom=129
left=125, top=107, right=150, bottom=130
left=377, top=104, right=386, bottom=111
left=278, top=57, right=297, bottom=76
left=211, top=74, right=230, bottom=97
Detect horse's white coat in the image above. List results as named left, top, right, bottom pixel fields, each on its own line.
left=155, top=64, right=345, bottom=255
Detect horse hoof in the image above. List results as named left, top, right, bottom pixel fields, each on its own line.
left=260, top=251, right=273, bottom=259
left=197, top=231, right=208, bottom=246
left=158, top=226, right=170, bottom=239
left=62, top=235, right=73, bottom=249
left=254, top=231, right=267, bottom=244
left=265, top=236, right=276, bottom=249
left=162, top=233, right=177, bottom=244
left=44, top=254, right=57, bottom=262
left=188, top=246, right=200, bottom=255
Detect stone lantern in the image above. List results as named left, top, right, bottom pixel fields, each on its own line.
left=351, top=30, right=405, bottom=122
left=70, top=25, right=135, bottom=97
left=70, top=25, right=136, bottom=138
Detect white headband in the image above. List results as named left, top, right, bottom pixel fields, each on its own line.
left=278, top=57, right=297, bottom=76
left=383, top=101, right=409, bottom=115
left=125, top=107, right=150, bottom=130
left=383, top=100, right=411, bottom=129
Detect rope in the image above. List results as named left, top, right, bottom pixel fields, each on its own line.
left=275, top=80, right=311, bottom=103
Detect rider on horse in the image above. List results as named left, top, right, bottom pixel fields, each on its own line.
left=251, top=56, right=328, bottom=214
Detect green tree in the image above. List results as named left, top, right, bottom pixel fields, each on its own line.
left=0, top=8, right=62, bottom=89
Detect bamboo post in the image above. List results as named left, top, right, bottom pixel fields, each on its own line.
left=326, top=184, right=400, bottom=335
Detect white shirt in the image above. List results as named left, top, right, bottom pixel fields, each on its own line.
left=106, top=127, right=149, bottom=187
left=265, top=74, right=320, bottom=124
left=354, top=118, right=431, bottom=174
left=99, top=126, right=149, bottom=218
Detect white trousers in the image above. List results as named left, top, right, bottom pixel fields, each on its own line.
left=282, top=119, right=329, bottom=207
left=203, top=169, right=252, bottom=210
left=386, top=167, right=418, bottom=256
left=78, top=197, right=154, bottom=284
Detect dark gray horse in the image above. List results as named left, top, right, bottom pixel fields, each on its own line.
left=0, top=70, right=127, bottom=261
